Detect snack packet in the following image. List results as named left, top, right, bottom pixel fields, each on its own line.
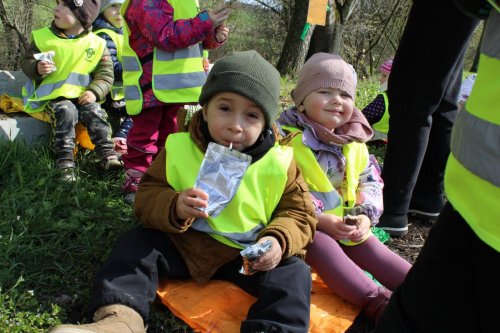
left=344, top=214, right=358, bottom=226
left=239, top=239, right=272, bottom=275
left=33, top=51, right=57, bottom=74
left=194, top=142, right=251, bottom=217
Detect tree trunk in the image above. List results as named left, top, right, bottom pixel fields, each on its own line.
left=276, top=0, right=312, bottom=76
left=306, top=0, right=357, bottom=59
left=0, top=0, right=34, bottom=69
left=470, top=27, right=484, bottom=72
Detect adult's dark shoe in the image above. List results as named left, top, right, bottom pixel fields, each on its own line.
left=377, top=212, right=408, bottom=237
left=408, top=196, right=446, bottom=221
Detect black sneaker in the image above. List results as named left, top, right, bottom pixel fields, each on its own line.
left=377, top=212, right=408, bottom=237
left=408, top=196, right=446, bottom=221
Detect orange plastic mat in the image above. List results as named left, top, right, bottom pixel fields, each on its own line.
left=157, top=273, right=360, bottom=333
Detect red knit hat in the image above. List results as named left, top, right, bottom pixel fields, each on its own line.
left=63, top=0, right=100, bottom=29
left=379, top=58, right=393, bottom=74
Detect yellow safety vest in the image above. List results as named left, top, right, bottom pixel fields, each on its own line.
left=121, top=0, right=206, bottom=115
left=445, top=8, right=500, bottom=252
left=282, top=126, right=370, bottom=245
left=93, top=28, right=124, bottom=100
left=166, top=132, right=293, bottom=249
left=371, top=91, right=390, bottom=141
left=22, top=27, right=106, bottom=114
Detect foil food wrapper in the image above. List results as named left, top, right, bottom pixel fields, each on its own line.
left=239, top=239, right=272, bottom=275
left=34, top=51, right=57, bottom=74
left=194, top=142, right=252, bottom=217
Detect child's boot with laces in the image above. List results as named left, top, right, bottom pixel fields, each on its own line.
left=122, top=169, right=144, bottom=205
left=364, top=286, right=392, bottom=323
left=48, top=304, right=145, bottom=333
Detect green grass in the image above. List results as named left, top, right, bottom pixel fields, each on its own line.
left=0, top=77, right=385, bottom=332
left=0, top=141, right=190, bottom=332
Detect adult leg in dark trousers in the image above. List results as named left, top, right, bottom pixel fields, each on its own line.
left=378, top=0, right=479, bottom=236
left=374, top=203, right=500, bottom=333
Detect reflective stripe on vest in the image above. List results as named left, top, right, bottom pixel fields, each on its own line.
left=445, top=9, right=500, bottom=252
left=372, top=91, right=389, bottom=140
left=282, top=126, right=368, bottom=214
left=22, top=28, right=105, bottom=113
left=121, top=0, right=205, bottom=115
left=283, top=128, right=342, bottom=216
left=282, top=126, right=370, bottom=246
left=166, top=132, right=292, bottom=249
left=94, top=28, right=124, bottom=100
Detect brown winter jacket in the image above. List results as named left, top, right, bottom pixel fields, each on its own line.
left=134, top=111, right=318, bottom=283
left=21, top=22, right=114, bottom=102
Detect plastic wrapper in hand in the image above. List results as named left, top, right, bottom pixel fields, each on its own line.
left=34, top=51, right=57, bottom=74
left=194, top=142, right=251, bottom=217
left=239, top=240, right=272, bottom=275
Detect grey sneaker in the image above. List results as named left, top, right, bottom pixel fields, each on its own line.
left=123, top=191, right=136, bottom=206
left=103, top=156, right=123, bottom=173
left=59, top=167, right=77, bottom=182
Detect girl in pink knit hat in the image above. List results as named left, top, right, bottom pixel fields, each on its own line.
left=278, top=53, right=411, bottom=324
left=362, top=57, right=394, bottom=142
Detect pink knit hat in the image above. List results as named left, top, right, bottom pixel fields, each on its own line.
left=291, top=53, right=357, bottom=106
left=379, top=58, right=393, bottom=74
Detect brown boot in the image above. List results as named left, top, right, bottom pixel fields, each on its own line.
left=48, top=304, right=145, bottom=333
left=363, top=286, right=392, bottom=323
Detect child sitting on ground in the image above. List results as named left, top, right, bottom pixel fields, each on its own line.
left=93, top=0, right=132, bottom=156
left=47, top=50, right=318, bottom=333
left=361, top=57, right=393, bottom=142
left=278, top=53, right=412, bottom=324
left=21, top=0, right=121, bottom=181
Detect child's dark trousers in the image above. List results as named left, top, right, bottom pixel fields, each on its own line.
left=88, top=226, right=312, bottom=333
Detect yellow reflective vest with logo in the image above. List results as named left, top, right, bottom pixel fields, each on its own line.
left=166, top=132, right=293, bottom=249
left=372, top=91, right=390, bottom=140
left=93, top=28, right=124, bottom=100
left=121, top=0, right=206, bottom=115
left=445, top=7, right=500, bottom=252
left=22, top=27, right=105, bottom=114
left=282, top=126, right=370, bottom=245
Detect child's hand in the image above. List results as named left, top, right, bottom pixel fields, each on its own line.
left=215, top=25, right=229, bottom=42
left=317, top=213, right=356, bottom=240
left=37, top=60, right=55, bottom=76
left=348, top=214, right=371, bottom=243
left=250, top=236, right=282, bottom=272
left=208, top=4, right=229, bottom=28
left=78, top=91, right=97, bottom=105
left=176, top=188, right=209, bottom=220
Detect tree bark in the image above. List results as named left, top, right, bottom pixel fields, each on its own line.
left=306, top=0, right=358, bottom=59
left=0, top=0, right=34, bottom=69
left=276, top=0, right=312, bottom=76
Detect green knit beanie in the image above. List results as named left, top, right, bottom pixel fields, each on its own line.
left=199, top=50, right=281, bottom=127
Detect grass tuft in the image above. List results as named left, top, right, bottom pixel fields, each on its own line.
left=0, top=140, right=187, bottom=332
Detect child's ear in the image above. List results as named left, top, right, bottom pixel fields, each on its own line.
left=202, top=105, right=208, bottom=121
left=298, top=104, right=305, bottom=112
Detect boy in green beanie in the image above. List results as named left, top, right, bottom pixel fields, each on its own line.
left=48, top=50, right=317, bottom=333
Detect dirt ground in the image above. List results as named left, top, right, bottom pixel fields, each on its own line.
left=385, top=214, right=433, bottom=264
left=346, top=214, right=434, bottom=332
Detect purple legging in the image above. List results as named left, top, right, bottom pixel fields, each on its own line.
left=306, top=231, right=411, bottom=307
